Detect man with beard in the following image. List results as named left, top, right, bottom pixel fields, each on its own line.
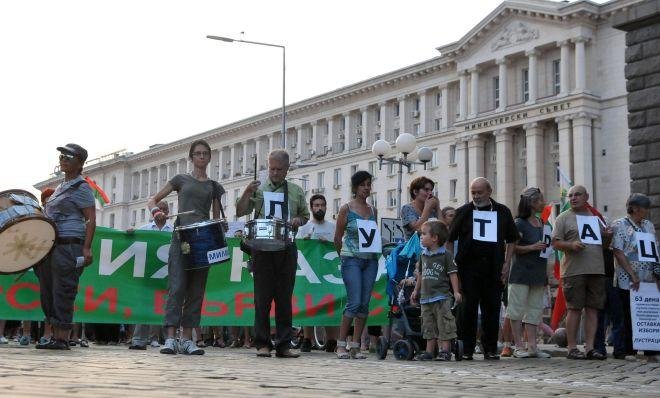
left=295, top=194, right=338, bottom=353
left=447, top=177, right=518, bottom=360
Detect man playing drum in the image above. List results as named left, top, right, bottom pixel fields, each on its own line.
left=236, top=149, right=309, bottom=358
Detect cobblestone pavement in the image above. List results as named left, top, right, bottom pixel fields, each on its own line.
left=1, top=343, right=659, bottom=397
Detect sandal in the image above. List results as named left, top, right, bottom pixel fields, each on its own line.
left=79, top=339, right=89, bottom=348
left=196, top=340, right=207, bottom=348
left=566, top=348, right=586, bottom=360
left=213, top=338, right=226, bottom=348
left=349, top=342, right=367, bottom=359
left=336, top=340, right=350, bottom=359
left=415, top=351, right=434, bottom=361
left=586, top=349, right=606, bottom=360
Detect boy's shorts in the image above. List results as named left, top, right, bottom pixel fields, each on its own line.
left=421, top=299, right=457, bottom=341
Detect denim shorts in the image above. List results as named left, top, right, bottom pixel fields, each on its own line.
left=340, top=256, right=379, bottom=319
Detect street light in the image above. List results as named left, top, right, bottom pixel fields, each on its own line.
left=207, top=35, right=286, bottom=149
left=372, top=133, right=433, bottom=219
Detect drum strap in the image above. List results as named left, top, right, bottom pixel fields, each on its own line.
left=283, top=181, right=290, bottom=242
left=212, top=181, right=227, bottom=219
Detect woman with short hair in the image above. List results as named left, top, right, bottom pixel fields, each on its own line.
left=611, top=193, right=660, bottom=361
left=400, top=176, right=440, bottom=240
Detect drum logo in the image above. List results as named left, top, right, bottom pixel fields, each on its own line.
left=207, top=246, right=229, bottom=264
left=4, top=232, right=52, bottom=262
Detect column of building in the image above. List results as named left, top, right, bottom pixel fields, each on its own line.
left=494, top=128, right=514, bottom=209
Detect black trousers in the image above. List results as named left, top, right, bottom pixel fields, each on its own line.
left=251, top=244, right=297, bottom=352
left=34, top=243, right=84, bottom=330
left=457, top=257, right=503, bottom=356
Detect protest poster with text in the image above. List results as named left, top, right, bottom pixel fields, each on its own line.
left=0, top=227, right=390, bottom=326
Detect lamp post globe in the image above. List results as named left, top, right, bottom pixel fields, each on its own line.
left=371, top=139, right=391, bottom=158
left=417, top=147, right=433, bottom=163
left=395, top=133, right=416, bottom=155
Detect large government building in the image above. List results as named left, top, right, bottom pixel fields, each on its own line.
left=36, top=0, right=639, bottom=231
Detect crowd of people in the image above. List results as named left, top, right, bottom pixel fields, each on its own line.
left=1, top=142, right=659, bottom=363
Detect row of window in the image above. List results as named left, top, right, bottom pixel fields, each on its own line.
left=493, top=59, right=560, bottom=107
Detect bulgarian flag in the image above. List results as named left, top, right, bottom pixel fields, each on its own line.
left=85, top=176, right=110, bottom=207
left=550, top=167, right=572, bottom=330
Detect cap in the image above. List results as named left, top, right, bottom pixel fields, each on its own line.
left=57, top=143, right=88, bottom=163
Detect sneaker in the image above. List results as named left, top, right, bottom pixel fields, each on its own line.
left=36, top=338, right=53, bottom=349
left=513, top=348, right=530, bottom=358
left=19, top=335, right=30, bottom=346
left=150, top=339, right=161, bottom=348
left=38, top=336, right=51, bottom=345
left=415, top=351, right=434, bottom=361
left=434, top=351, right=452, bottom=361
left=300, top=338, right=312, bottom=353
left=501, top=346, right=513, bottom=357
left=531, top=349, right=551, bottom=358
left=129, top=344, right=147, bottom=350
left=41, top=339, right=70, bottom=350
left=474, top=344, right=483, bottom=355
left=179, top=339, right=204, bottom=355
left=0, top=336, right=8, bottom=344
left=160, top=338, right=177, bottom=355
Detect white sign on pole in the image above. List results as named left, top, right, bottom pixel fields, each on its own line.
left=381, top=218, right=405, bottom=243
left=540, top=224, right=553, bottom=259
left=472, top=210, right=497, bottom=242
left=635, top=232, right=659, bottom=263
left=356, top=219, right=382, bottom=253
left=630, top=282, right=660, bottom=351
left=575, top=215, right=602, bottom=245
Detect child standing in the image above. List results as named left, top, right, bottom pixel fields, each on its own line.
left=411, top=221, right=462, bottom=361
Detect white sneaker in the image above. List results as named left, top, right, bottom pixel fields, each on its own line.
left=150, top=339, right=160, bottom=348
left=179, top=339, right=204, bottom=355
left=513, top=348, right=530, bottom=358
left=531, top=349, right=551, bottom=358
left=0, top=336, right=8, bottom=344
left=159, top=338, right=177, bottom=354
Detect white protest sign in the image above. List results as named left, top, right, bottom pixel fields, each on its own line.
left=575, top=215, right=602, bottom=245
left=357, top=219, right=382, bottom=253
left=636, top=232, right=659, bottom=263
left=540, top=224, right=553, bottom=259
left=630, top=282, right=660, bottom=351
left=263, top=191, right=285, bottom=219
left=472, top=210, right=497, bottom=242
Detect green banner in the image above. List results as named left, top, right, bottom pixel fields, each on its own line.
left=0, top=227, right=389, bottom=326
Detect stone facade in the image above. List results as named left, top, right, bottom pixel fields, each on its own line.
left=35, top=0, right=643, bottom=231
left=614, top=0, right=660, bottom=228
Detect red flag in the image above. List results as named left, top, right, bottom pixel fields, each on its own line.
left=551, top=284, right=567, bottom=330
left=84, top=176, right=110, bottom=205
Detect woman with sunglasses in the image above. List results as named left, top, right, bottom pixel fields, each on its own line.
left=401, top=176, right=440, bottom=241
left=506, top=187, right=551, bottom=358
left=147, top=139, right=225, bottom=356
left=35, top=144, right=96, bottom=350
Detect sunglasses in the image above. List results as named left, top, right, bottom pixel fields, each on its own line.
left=59, top=153, right=76, bottom=161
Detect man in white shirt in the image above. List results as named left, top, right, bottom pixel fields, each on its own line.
left=295, top=194, right=339, bottom=353
left=129, top=201, right=173, bottom=350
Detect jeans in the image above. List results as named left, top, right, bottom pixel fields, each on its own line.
left=595, top=278, right=624, bottom=356
left=340, top=256, right=379, bottom=319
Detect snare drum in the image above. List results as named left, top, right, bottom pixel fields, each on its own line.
left=0, top=189, right=57, bottom=274
left=176, top=219, right=229, bottom=270
left=244, top=218, right=293, bottom=252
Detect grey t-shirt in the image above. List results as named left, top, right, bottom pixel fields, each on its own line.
left=509, top=217, right=547, bottom=286
left=170, top=174, right=225, bottom=227
left=45, top=175, right=95, bottom=238
left=401, top=203, right=438, bottom=240
left=417, top=250, right=457, bottom=303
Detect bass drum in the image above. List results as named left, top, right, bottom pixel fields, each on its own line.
left=0, top=189, right=56, bottom=274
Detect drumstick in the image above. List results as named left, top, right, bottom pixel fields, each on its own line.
left=254, top=155, right=257, bottom=181
left=14, top=269, right=29, bottom=282
left=166, top=210, right=196, bottom=219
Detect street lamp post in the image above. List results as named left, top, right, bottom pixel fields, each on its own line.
left=372, top=133, right=433, bottom=220
left=207, top=35, right=286, bottom=149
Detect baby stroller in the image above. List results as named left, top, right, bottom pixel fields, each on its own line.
left=377, top=238, right=463, bottom=361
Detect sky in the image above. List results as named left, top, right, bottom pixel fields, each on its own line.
left=0, top=0, right=606, bottom=195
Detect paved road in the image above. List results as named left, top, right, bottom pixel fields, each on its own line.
left=1, top=343, right=659, bottom=397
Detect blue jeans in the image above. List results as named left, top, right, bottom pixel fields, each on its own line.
left=595, top=278, right=624, bottom=356
left=341, top=256, right=379, bottom=319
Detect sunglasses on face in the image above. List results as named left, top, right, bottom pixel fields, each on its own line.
left=59, top=153, right=76, bottom=161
